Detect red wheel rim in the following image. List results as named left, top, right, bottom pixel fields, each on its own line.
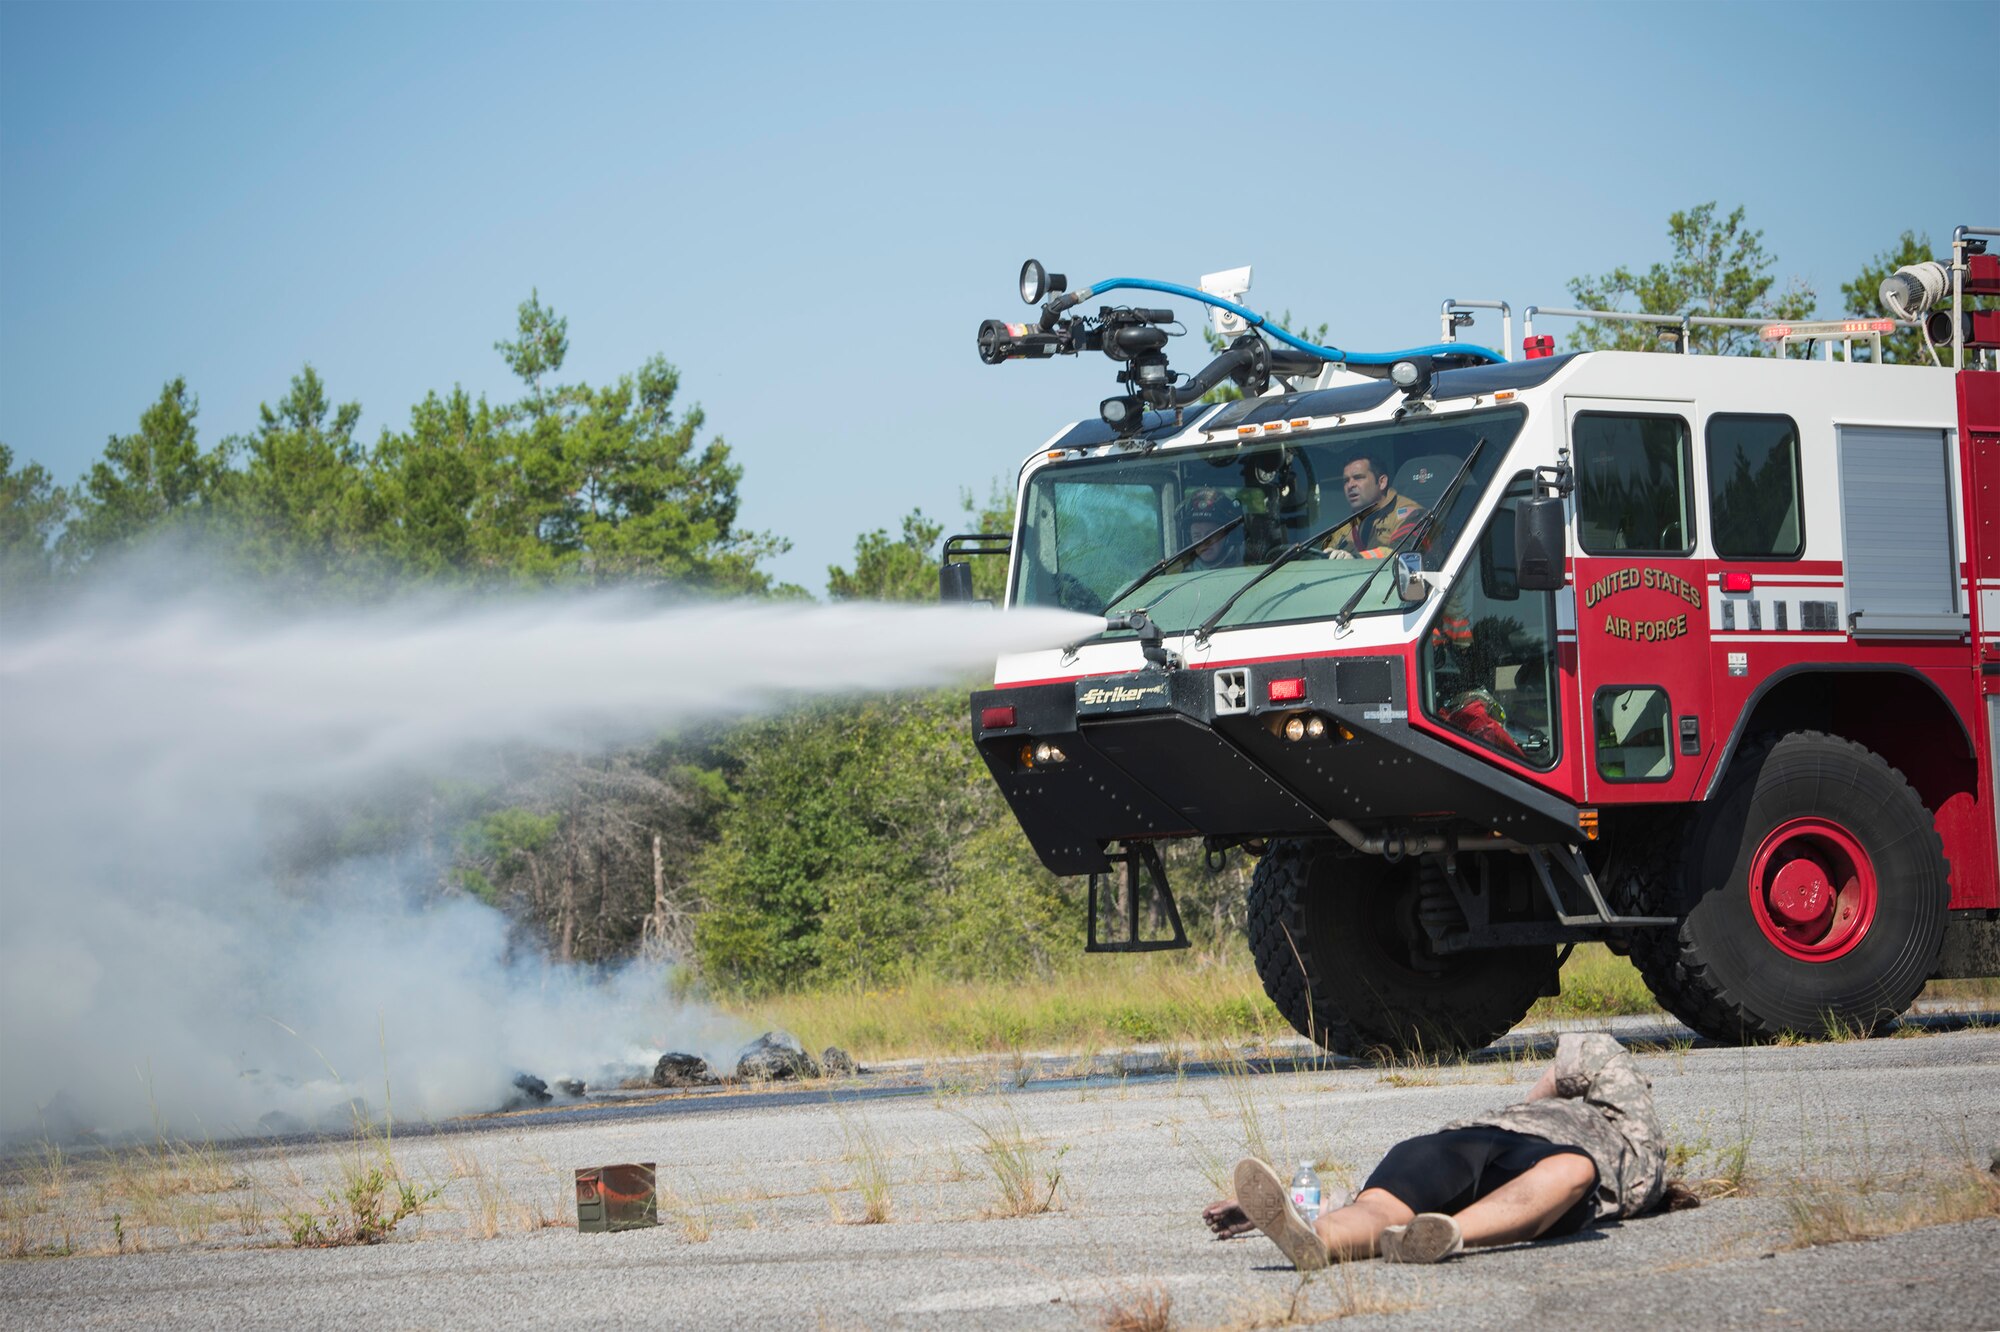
left=1747, top=817, right=1877, bottom=961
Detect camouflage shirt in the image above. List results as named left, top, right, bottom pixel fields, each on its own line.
left=1326, top=488, right=1425, bottom=558
left=1447, top=1032, right=1666, bottom=1222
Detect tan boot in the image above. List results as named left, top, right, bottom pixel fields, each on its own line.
left=1381, top=1212, right=1462, bottom=1263
left=1232, top=1158, right=1328, bottom=1271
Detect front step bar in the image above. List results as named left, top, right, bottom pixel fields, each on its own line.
left=1425, top=842, right=1677, bottom=953
left=1086, top=842, right=1190, bottom=952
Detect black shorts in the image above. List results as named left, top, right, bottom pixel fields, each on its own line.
left=1362, top=1126, right=1599, bottom=1237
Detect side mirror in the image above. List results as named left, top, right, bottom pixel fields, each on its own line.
left=939, top=562, right=974, bottom=603
left=1515, top=495, right=1566, bottom=592
left=1393, top=551, right=1431, bottom=604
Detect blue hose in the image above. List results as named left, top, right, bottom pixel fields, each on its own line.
left=1067, top=276, right=1505, bottom=366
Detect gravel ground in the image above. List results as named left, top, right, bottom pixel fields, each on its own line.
left=4, top=1020, right=1997, bottom=1330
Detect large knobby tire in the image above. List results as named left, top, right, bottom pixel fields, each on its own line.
left=1627, top=731, right=1950, bottom=1041
left=1247, top=841, right=1552, bottom=1057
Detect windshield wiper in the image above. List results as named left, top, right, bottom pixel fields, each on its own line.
left=1189, top=507, right=1375, bottom=644
left=1333, top=437, right=1487, bottom=629
left=1058, top=514, right=1248, bottom=657
left=1101, top=514, right=1245, bottom=614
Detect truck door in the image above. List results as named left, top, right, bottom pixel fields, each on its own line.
left=1565, top=398, right=1715, bottom=803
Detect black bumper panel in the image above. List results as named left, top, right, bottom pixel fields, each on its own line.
left=974, top=655, right=1579, bottom=875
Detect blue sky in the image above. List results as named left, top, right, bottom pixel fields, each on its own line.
left=3, top=0, right=1995, bottom=592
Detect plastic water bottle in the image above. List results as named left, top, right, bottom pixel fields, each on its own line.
left=1289, top=1160, right=1323, bottom=1224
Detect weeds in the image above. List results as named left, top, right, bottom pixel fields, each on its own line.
left=837, top=1114, right=895, bottom=1224
left=1099, top=1282, right=1174, bottom=1331
left=958, top=1106, right=1067, bottom=1217
left=283, top=1160, right=440, bottom=1247
left=1666, top=1107, right=1756, bottom=1200
left=721, top=954, right=1285, bottom=1062
left=1224, top=1263, right=1421, bottom=1328
left=1783, top=1165, right=2000, bottom=1248
left=1816, top=1010, right=1874, bottom=1042
left=659, top=1171, right=714, bottom=1242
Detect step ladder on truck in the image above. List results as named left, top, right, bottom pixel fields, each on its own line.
left=945, top=228, right=2000, bottom=1054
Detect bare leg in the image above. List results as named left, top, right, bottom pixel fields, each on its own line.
left=1313, top=1188, right=1416, bottom=1260
left=1205, top=1187, right=1414, bottom=1256
left=1451, top=1152, right=1596, bottom=1248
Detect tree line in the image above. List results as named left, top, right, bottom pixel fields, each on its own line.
left=0, top=290, right=1171, bottom=994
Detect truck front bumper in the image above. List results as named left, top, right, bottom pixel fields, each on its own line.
left=972, top=655, right=1579, bottom=875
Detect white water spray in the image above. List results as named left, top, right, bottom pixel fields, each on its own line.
left=0, top=577, right=1095, bottom=1141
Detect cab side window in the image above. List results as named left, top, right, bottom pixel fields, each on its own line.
left=1419, top=476, right=1560, bottom=770
left=1574, top=413, right=1695, bottom=556
left=1707, top=414, right=1803, bottom=559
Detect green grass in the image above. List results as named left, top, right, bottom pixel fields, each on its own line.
left=721, top=953, right=1287, bottom=1062
left=720, top=939, right=1995, bottom=1065
left=1921, top=976, right=2000, bottom=1002
left=722, top=942, right=1678, bottom=1063
left=1527, top=943, right=1659, bottom=1021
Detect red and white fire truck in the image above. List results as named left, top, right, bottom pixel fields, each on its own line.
left=950, top=229, right=2000, bottom=1054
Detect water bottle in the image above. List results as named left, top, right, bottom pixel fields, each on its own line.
left=1289, top=1160, right=1323, bottom=1224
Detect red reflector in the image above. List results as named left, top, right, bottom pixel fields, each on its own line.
left=1524, top=335, right=1555, bottom=360
left=1720, top=572, right=1753, bottom=593
left=980, top=706, right=1017, bottom=729
left=1268, top=678, right=1306, bottom=702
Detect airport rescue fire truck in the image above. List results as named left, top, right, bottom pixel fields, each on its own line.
left=946, top=227, right=2000, bottom=1055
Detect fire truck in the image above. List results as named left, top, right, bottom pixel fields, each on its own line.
left=947, top=229, right=2000, bottom=1054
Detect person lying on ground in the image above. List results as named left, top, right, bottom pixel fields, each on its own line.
left=1201, top=1032, right=1672, bottom=1266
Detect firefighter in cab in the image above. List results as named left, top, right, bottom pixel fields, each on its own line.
left=1326, top=452, right=1425, bottom=559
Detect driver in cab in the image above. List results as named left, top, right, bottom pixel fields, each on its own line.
left=1185, top=488, right=1246, bottom=568
left=1325, top=452, right=1424, bottom=560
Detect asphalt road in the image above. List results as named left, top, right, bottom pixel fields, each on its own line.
left=4, top=1018, right=1997, bottom=1330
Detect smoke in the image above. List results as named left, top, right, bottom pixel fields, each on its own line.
left=0, top=574, right=1094, bottom=1141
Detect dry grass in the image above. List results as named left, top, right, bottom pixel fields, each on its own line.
left=445, top=1150, right=537, bottom=1239
left=1222, top=1265, right=1423, bottom=1327
left=4, top=1134, right=279, bottom=1258
left=957, top=1105, right=1067, bottom=1218
left=720, top=943, right=1673, bottom=1070
left=838, top=1115, right=894, bottom=1225
left=1920, top=976, right=2000, bottom=1002
left=718, top=940, right=1996, bottom=1067
left=658, top=1170, right=714, bottom=1242
left=722, top=954, right=1285, bottom=1062
left=1099, top=1282, right=1175, bottom=1331
left=1783, top=1163, right=2000, bottom=1248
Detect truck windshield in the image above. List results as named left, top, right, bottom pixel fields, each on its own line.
left=1013, top=406, right=1525, bottom=636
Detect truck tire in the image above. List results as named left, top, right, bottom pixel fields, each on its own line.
left=1247, top=840, right=1551, bottom=1057
left=1627, top=732, right=1950, bottom=1041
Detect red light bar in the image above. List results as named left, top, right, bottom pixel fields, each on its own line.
left=1267, top=678, right=1306, bottom=702
left=1720, top=571, right=1753, bottom=593
left=980, top=705, right=1018, bottom=729
left=1524, top=335, right=1555, bottom=360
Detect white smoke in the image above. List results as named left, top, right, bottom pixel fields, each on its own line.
left=0, top=577, right=1094, bottom=1141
